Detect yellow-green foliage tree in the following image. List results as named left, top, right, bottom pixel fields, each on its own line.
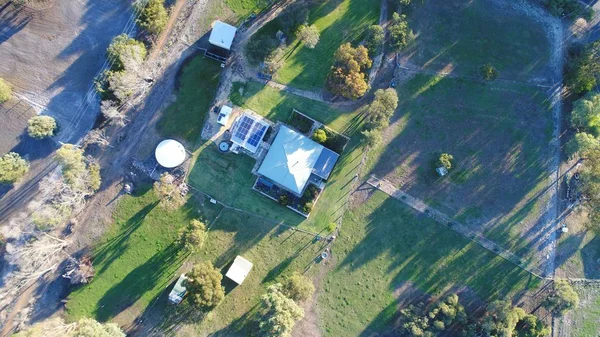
left=137, top=0, right=169, bottom=36
left=177, top=219, right=207, bottom=253
left=185, top=261, right=225, bottom=309
left=27, top=116, right=57, bottom=139
left=257, top=283, right=304, bottom=337
left=326, top=43, right=372, bottom=100
left=0, top=78, right=11, bottom=103
left=153, top=173, right=186, bottom=210
left=0, top=152, right=29, bottom=184
left=281, top=273, right=315, bottom=302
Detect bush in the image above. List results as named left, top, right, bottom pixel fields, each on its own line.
left=480, top=63, right=499, bottom=81
left=281, top=273, right=315, bottom=302
left=136, top=0, right=168, bottom=36
left=326, top=222, right=337, bottom=232
left=257, top=284, right=304, bottom=337
left=389, top=13, right=414, bottom=51
left=303, top=201, right=313, bottom=214
left=279, top=194, right=289, bottom=206
left=312, top=129, right=327, bottom=144
left=0, top=78, right=11, bottom=103
left=185, top=261, right=225, bottom=309
left=544, top=280, right=579, bottom=316
left=177, top=219, right=207, bottom=253
left=438, top=153, right=454, bottom=170
left=296, top=24, right=320, bottom=49
left=365, top=25, right=385, bottom=56
left=0, top=152, right=29, bottom=184
left=27, top=116, right=57, bottom=139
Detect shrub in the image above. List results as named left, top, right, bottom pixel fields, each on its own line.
left=281, top=273, right=315, bottom=302
left=303, top=201, right=313, bottom=214
left=480, top=63, right=499, bottom=81
left=185, top=261, right=225, bottom=309
left=279, top=194, right=289, bottom=206
left=27, top=116, right=57, bottom=139
left=365, top=25, right=385, bottom=56
left=312, top=129, right=327, bottom=144
left=544, top=280, right=580, bottom=316
left=0, top=78, right=11, bottom=103
left=177, top=219, right=207, bottom=253
left=257, top=284, right=304, bottom=337
left=136, top=0, right=168, bottom=36
left=326, top=222, right=337, bottom=232
left=438, top=153, right=454, bottom=170
left=389, top=13, right=414, bottom=51
left=296, top=24, right=320, bottom=49
left=0, top=152, right=29, bottom=184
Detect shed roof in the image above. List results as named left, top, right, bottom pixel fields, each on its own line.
left=209, top=21, right=237, bottom=50
left=225, top=256, right=253, bottom=285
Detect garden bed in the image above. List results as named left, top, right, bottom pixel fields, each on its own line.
left=253, top=177, right=322, bottom=218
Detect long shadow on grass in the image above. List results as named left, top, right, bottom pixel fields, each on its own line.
left=94, top=243, right=186, bottom=321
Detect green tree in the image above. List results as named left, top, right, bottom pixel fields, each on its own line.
left=365, top=25, right=385, bottom=56
left=257, top=283, right=304, bottom=337
left=480, top=63, right=499, bottom=81
left=246, top=35, right=279, bottom=65
left=571, top=93, right=600, bottom=136
left=153, top=173, right=186, bottom=210
left=13, top=317, right=125, bottom=337
left=185, top=261, right=225, bottom=309
left=71, top=318, right=126, bottom=337
left=312, top=129, right=327, bottom=143
left=566, top=41, right=600, bottom=93
left=106, top=34, right=147, bottom=71
left=27, top=116, right=57, bottom=139
left=177, top=219, right=207, bottom=253
left=136, top=0, right=168, bottom=36
left=326, top=43, right=371, bottom=100
left=0, top=77, right=11, bottom=103
left=264, top=46, right=286, bottom=74
left=546, top=0, right=591, bottom=19
left=0, top=152, right=29, bottom=184
left=281, top=273, right=315, bottom=302
left=361, top=128, right=383, bottom=147
left=565, top=132, right=599, bottom=158
left=544, top=280, right=579, bottom=316
left=366, top=88, right=399, bottom=130
left=55, top=144, right=101, bottom=192
left=438, top=153, right=454, bottom=170
left=389, top=13, right=414, bottom=51
left=296, top=24, right=320, bottom=49
left=579, top=146, right=600, bottom=231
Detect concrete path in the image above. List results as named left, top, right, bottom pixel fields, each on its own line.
left=366, top=175, right=548, bottom=279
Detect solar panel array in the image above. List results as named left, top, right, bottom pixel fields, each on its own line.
left=248, top=123, right=267, bottom=147
left=234, top=116, right=253, bottom=141
left=231, top=114, right=269, bottom=153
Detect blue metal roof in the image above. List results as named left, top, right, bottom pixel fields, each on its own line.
left=312, top=147, right=339, bottom=179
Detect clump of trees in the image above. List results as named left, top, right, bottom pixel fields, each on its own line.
left=13, top=317, right=125, bottom=337
left=544, top=280, right=579, bottom=316
left=312, top=129, right=327, bottom=144
left=365, top=25, right=385, bottom=56
left=257, top=283, right=305, bottom=337
left=296, top=24, right=320, bottom=49
left=185, top=261, right=225, bottom=309
left=0, top=77, right=11, bottom=103
left=480, top=63, right=499, bottom=81
left=361, top=88, right=399, bottom=147
left=280, top=272, right=315, bottom=302
left=55, top=144, right=101, bottom=192
left=153, top=173, right=186, bottom=210
left=177, top=219, right=207, bottom=253
left=570, top=92, right=600, bottom=137
left=398, top=294, right=467, bottom=336
left=27, top=116, right=57, bottom=139
left=566, top=41, right=600, bottom=94
left=389, top=13, right=414, bottom=51
left=100, top=100, right=127, bottom=126
left=0, top=152, right=29, bottom=184
left=136, top=0, right=169, bottom=37
left=326, top=43, right=372, bottom=100
left=545, top=0, right=592, bottom=19
left=438, top=153, right=454, bottom=170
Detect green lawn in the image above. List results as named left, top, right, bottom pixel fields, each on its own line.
left=365, top=73, right=554, bottom=257
left=319, top=191, right=541, bottom=337
left=405, top=0, right=551, bottom=81
left=157, top=56, right=222, bottom=144
left=270, top=0, right=380, bottom=90
left=556, top=284, right=600, bottom=337
left=66, top=186, right=221, bottom=322
left=225, top=0, right=270, bottom=18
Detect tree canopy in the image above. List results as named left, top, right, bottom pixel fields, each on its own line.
left=106, top=34, right=147, bottom=71
left=571, top=93, right=600, bottom=136
left=153, top=173, right=186, bottom=210
left=365, top=25, right=385, bottom=56
left=177, top=219, right=207, bottom=253
left=257, top=283, right=304, bottom=337
left=566, top=41, right=600, bottom=94
left=544, top=280, right=579, bottom=316
left=296, top=24, right=320, bottom=49
left=28, top=116, right=57, bottom=139
left=280, top=273, right=315, bottom=302
left=326, top=43, right=371, bottom=100
left=136, top=0, right=168, bottom=36
left=389, top=13, right=414, bottom=51
left=312, top=129, right=327, bottom=144
left=438, top=153, right=454, bottom=170
left=55, top=144, right=101, bottom=192
left=13, top=317, right=125, bottom=337
left=0, top=77, right=11, bottom=103
left=366, top=88, right=399, bottom=130
left=0, top=152, right=29, bottom=184
left=185, top=261, right=225, bottom=309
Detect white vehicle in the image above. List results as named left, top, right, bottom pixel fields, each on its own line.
left=168, top=274, right=188, bottom=305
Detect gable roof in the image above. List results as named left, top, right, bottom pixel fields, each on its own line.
left=209, top=21, right=237, bottom=50
left=258, top=126, right=332, bottom=195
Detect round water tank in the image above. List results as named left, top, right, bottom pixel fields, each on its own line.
left=155, top=139, right=186, bottom=168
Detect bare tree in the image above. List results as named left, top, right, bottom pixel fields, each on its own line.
left=12, top=233, right=69, bottom=282
left=100, top=100, right=127, bottom=126
left=85, top=129, right=112, bottom=148
left=63, top=256, right=95, bottom=285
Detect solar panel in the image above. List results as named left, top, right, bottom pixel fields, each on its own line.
left=247, top=124, right=267, bottom=147
left=234, top=116, right=253, bottom=141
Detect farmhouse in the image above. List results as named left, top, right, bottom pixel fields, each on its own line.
left=207, top=20, right=237, bottom=62
left=257, top=125, right=339, bottom=196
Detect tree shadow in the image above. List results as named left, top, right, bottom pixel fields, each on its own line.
left=0, top=2, right=31, bottom=45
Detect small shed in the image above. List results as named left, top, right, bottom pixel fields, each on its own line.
left=217, top=105, right=233, bottom=126
left=225, top=256, right=253, bottom=285
left=436, top=167, right=448, bottom=177
left=155, top=139, right=186, bottom=168
left=168, top=274, right=188, bottom=304
left=209, top=21, right=237, bottom=51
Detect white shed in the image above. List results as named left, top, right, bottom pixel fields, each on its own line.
left=217, top=105, right=233, bottom=126
left=225, top=256, right=253, bottom=285
left=209, top=21, right=237, bottom=51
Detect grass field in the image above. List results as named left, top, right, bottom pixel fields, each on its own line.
left=319, top=191, right=541, bottom=337
left=225, top=0, right=269, bottom=18
left=262, top=0, right=379, bottom=90
left=66, top=186, right=221, bottom=321
left=157, top=56, right=222, bottom=144
left=555, top=284, right=600, bottom=337
left=404, top=0, right=552, bottom=81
